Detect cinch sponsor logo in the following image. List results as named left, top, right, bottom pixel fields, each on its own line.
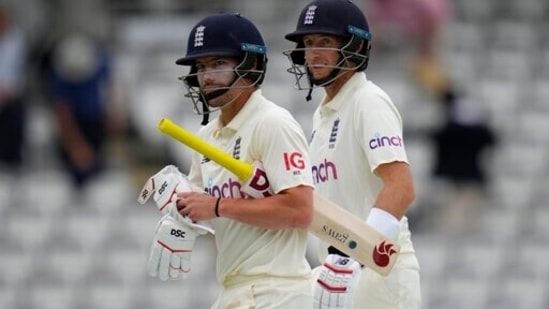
left=204, top=178, right=246, bottom=199
left=311, top=158, right=338, bottom=184
left=369, top=133, right=403, bottom=150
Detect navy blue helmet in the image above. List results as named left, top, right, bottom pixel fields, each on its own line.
left=285, top=0, right=371, bottom=43
left=176, top=13, right=268, bottom=124
left=285, top=0, right=371, bottom=70
left=177, top=13, right=267, bottom=86
left=283, top=0, right=372, bottom=99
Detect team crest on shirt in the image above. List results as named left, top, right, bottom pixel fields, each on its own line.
left=233, top=136, right=242, bottom=160
left=328, top=118, right=340, bottom=149
left=200, top=156, right=211, bottom=164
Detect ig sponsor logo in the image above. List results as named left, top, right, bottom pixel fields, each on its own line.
left=283, top=152, right=305, bottom=170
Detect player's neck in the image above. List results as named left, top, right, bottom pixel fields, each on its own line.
left=323, top=71, right=354, bottom=103
left=218, top=88, right=254, bottom=126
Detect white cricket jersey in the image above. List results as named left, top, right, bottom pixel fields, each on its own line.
left=187, top=89, right=314, bottom=285
left=309, top=72, right=415, bottom=256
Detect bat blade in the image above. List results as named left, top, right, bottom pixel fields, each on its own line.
left=157, top=117, right=399, bottom=276
left=311, top=193, right=399, bottom=276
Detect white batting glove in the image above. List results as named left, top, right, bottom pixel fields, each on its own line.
left=138, top=165, right=190, bottom=213
left=137, top=165, right=214, bottom=235
left=240, top=161, right=274, bottom=199
left=314, top=253, right=362, bottom=309
left=148, top=214, right=202, bottom=281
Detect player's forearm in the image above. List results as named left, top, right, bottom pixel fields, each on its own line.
left=218, top=185, right=314, bottom=229
left=374, top=187, right=414, bottom=221
left=374, top=176, right=415, bottom=220
left=373, top=162, right=415, bottom=220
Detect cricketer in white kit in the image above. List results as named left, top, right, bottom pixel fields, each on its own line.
left=140, top=12, right=316, bottom=309
left=173, top=12, right=315, bottom=309
left=284, top=1, right=421, bottom=308
left=188, top=90, right=315, bottom=308
left=309, top=72, right=421, bottom=308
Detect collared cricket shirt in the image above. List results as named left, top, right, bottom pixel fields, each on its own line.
left=188, top=89, right=314, bottom=284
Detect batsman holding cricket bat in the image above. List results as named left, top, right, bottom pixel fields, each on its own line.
left=138, top=12, right=316, bottom=308
left=283, top=1, right=421, bottom=308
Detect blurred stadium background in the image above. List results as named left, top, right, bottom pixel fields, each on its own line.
left=1, top=0, right=548, bottom=308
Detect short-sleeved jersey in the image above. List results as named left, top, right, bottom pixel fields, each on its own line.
left=187, top=89, right=314, bottom=285
left=309, top=72, right=414, bottom=256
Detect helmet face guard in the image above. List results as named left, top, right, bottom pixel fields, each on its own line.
left=283, top=26, right=371, bottom=90
left=176, top=13, right=267, bottom=122
left=284, top=0, right=372, bottom=94
left=178, top=46, right=266, bottom=116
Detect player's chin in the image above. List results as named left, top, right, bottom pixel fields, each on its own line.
left=308, top=67, right=329, bottom=79
left=205, top=96, right=225, bottom=109
left=310, top=72, right=330, bottom=81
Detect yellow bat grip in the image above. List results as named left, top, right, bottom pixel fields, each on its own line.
left=157, top=118, right=254, bottom=181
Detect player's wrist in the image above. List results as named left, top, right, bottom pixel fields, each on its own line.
left=366, top=207, right=400, bottom=241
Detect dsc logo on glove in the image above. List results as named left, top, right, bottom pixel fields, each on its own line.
left=140, top=189, right=150, bottom=201
left=170, top=228, right=186, bottom=238
left=158, top=181, right=169, bottom=195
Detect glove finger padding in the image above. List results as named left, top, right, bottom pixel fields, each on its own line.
left=169, top=253, right=182, bottom=280
left=147, top=242, right=162, bottom=277
left=137, top=165, right=192, bottom=213
left=158, top=246, right=173, bottom=281
left=138, top=165, right=215, bottom=235
left=148, top=215, right=198, bottom=281
left=314, top=254, right=362, bottom=309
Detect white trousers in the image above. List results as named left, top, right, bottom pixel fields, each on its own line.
left=211, top=276, right=313, bottom=309
left=352, top=251, right=421, bottom=309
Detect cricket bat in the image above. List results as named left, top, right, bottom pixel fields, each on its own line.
left=158, top=118, right=400, bottom=276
